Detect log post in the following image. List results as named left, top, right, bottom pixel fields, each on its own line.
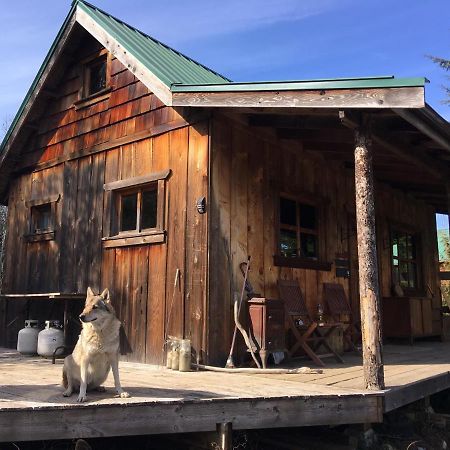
left=354, top=119, right=385, bottom=390
left=217, top=422, right=232, bottom=450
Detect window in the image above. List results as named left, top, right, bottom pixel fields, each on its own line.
left=275, top=194, right=330, bottom=271
left=86, top=56, right=107, bottom=96
left=279, top=196, right=319, bottom=259
left=103, top=170, right=170, bottom=248
left=80, top=50, right=111, bottom=101
left=391, top=229, right=421, bottom=291
left=31, top=204, right=52, bottom=234
left=118, top=186, right=158, bottom=234
left=25, top=194, right=60, bottom=242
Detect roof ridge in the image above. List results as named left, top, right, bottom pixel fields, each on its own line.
left=75, top=0, right=231, bottom=83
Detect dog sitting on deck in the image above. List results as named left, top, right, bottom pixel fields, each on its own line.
left=62, top=287, right=130, bottom=402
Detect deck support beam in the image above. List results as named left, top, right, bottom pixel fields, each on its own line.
left=353, top=116, right=385, bottom=390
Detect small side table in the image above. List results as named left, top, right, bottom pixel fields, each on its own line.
left=248, top=297, right=286, bottom=368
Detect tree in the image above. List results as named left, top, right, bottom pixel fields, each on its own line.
left=427, top=55, right=450, bottom=104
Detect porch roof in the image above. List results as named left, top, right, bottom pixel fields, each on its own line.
left=171, top=75, right=427, bottom=93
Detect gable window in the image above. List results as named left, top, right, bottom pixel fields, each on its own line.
left=25, top=195, right=60, bottom=242
left=76, top=49, right=111, bottom=107
left=85, top=55, right=107, bottom=97
left=391, top=229, right=422, bottom=292
left=275, top=195, right=330, bottom=271
left=103, top=170, right=170, bottom=248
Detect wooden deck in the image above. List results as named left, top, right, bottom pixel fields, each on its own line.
left=1, top=342, right=450, bottom=442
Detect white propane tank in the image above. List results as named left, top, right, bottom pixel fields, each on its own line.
left=37, top=320, right=64, bottom=357
left=17, top=320, right=40, bottom=355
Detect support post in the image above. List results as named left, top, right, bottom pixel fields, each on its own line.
left=216, top=422, right=232, bottom=450
left=354, top=118, right=385, bottom=390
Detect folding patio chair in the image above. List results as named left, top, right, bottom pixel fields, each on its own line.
left=323, top=282, right=361, bottom=354
left=278, top=279, right=344, bottom=367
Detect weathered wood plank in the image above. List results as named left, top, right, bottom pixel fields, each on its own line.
left=172, top=87, right=425, bottom=109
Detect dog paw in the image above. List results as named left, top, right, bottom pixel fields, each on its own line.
left=95, top=386, right=106, bottom=393
left=62, top=389, right=73, bottom=397
left=77, top=394, right=87, bottom=403
left=115, top=391, right=130, bottom=398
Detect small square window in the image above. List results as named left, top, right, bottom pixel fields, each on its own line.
left=103, top=170, right=170, bottom=248
left=31, top=204, right=52, bottom=234
left=118, top=185, right=158, bottom=234
left=82, top=53, right=109, bottom=99
left=87, top=58, right=107, bottom=96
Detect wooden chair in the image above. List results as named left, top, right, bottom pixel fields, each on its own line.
left=323, top=282, right=361, bottom=354
left=278, top=279, right=344, bottom=367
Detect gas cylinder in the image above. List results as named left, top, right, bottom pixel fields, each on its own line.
left=37, top=320, right=64, bottom=357
left=17, top=320, right=40, bottom=355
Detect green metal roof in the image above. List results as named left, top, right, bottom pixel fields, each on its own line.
left=76, top=0, right=230, bottom=87
left=171, top=76, right=428, bottom=93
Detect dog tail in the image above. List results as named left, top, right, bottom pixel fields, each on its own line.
left=62, top=367, right=68, bottom=389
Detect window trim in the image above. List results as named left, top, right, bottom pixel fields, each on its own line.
left=24, top=194, right=60, bottom=243
left=274, top=192, right=331, bottom=271
left=102, top=170, right=170, bottom=248
left=389, top=223, right=423, bottom=296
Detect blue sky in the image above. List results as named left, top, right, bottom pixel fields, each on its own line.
left=0, top=0, right=449, bottom=126
left=0, top=0, right=448, bottom=229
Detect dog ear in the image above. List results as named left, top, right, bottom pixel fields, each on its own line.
left=87, top=287, right=95, bottom=298
left=101, top=288, right=111, bottom=303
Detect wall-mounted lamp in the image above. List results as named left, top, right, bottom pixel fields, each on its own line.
left=196, top=197, right=206, bottom=214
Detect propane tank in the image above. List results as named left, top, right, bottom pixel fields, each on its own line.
left=37, top=320, right=64, bottom=357
left=17, top=320, right=40, bottom=355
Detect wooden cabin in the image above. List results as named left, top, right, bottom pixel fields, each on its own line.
left=0, top=0, right=449, bottom=373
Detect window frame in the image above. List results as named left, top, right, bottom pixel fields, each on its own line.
left=102, top=170, right=170, bottom=248
left=274, top=192, right=331, bottom=271
left=389, top=224, right=423, bottom=295
left=75, top=49, right=112, bottom=108
left=24, top=194, right=60, bottom=242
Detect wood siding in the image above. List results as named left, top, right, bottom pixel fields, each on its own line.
left=1, top=37, right=209, bottom=364
left=208, top=113, right=441, bottom=365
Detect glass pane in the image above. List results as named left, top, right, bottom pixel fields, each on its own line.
left=280, top=229, right=297, bottom=257
left=408, top=263, right=417, bottom=288
left=398, top=234, right=408, bottom=259
left=407, top=234, right=417, bottom=259
left=120, top=193, right=137, bottom=231
left=280, top=197, right=296, bottom=226
left=300, top=233, right=318, bottom=259
left=392, top=233, right=398, bottom=257
left=141, top=189, right=158, bottom=229
left=89, top=59, right=107, bottom=95
left=299, top=203, right=316, bottom=230
left=399, top=261, right=409, bottom=288
left=33, top=204, right=51, bottom=232
left=392, top=266, right=400, bottom=284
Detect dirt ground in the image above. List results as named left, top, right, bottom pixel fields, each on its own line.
left=3, top=390, right=450, bottom=450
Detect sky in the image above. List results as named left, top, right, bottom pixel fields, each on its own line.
left=0, top=0, right=448, bottom=228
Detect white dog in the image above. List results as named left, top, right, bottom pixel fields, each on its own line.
left=62, top=287, right=130, bottom=402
